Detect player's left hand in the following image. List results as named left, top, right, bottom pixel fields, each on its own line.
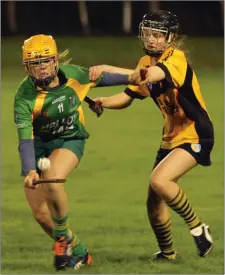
left=89, top=65, right=107, bottom=81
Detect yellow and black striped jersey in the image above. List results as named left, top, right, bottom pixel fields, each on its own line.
left=124, top=46, right=214, bottom=149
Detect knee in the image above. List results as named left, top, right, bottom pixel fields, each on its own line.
left=149, top=173, right=167, bottom=192
left=34, top=210, right=50, bottom=225
left=43, top=182, right=64, bottom=196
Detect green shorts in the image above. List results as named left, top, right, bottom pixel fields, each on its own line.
left=34, top=136, right=86, bottom=173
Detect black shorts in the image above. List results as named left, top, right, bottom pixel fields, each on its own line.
left=153, top=142, right=214, bottom=170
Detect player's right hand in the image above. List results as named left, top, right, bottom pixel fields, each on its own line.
left=128, top=67, right=148, bottom=85
left=89, top=98, right=104, bottom=117
left=24, top=170, right=39, bottom=189
left=89, top=65, right=107, bottom=81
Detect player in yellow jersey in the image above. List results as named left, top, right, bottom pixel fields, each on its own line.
left=89, top=10, right=214, bottom=260
left=14, top=34, right=132, bottom=270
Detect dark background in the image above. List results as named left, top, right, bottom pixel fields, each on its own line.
left=2, top=1, right=224, bottom=37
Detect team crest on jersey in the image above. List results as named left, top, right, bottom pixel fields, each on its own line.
left=191, top=144, right=201, bottom=153
left=69, top=95, right=76, bottom=106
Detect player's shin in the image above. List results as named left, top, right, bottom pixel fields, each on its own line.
left=151, top=179, right=202, bottom=230
left=41, top=182, right=70, bottom=241
left=147, top=196, right=176, bottom=258
left=44, top=182, right=87, bottom=257
left=35, top=214, right=55, bottom=239
left=151, top=219, right=176, bottom=259
left=165, top=188, right=201, bottom=230
left=151, top=180, right=213, bottom=256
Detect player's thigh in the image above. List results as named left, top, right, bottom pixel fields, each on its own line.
left=151, top=148, right=197, bottom=184
left=24, top=185, right=50, bottom=218
left=43, top=138, right=86, bottom=179
left=44, top=148, right=79, bottom=179
left=148, top=147, right=172, bottom=204
left=152, top=147, right=171, bottom=171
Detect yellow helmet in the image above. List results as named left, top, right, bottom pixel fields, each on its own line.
left=22, top=34, right=59, bottom=87
left=22, top=34, right=58, bottom=63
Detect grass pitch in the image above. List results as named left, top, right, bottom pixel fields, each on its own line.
left=1, top=36, right=224, bottom=274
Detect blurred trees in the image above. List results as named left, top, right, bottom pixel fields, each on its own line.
left=4, top=1, right=224, bottom=36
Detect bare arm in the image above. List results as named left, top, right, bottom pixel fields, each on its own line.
left=96, top=92, right=134, bottom=109
left=129, top=66, right=166, bottom=85
left=145, top=66, right=166, bottom=82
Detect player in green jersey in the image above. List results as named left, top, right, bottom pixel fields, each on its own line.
left=14, top=34, right=133, bottom=271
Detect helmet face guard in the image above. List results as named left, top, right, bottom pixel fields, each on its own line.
left=139, top=10, right=179, bottom=57
left=23, top=56, right=58, bottom=87
left=22, top=34, right=59, bottom=87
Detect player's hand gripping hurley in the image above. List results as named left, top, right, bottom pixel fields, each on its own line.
left=35, top=157, right=66, bottom=185
left=84, top=96, right=104, bottom=117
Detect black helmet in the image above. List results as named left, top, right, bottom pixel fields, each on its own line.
left=139, top=10, right=179, bottom=57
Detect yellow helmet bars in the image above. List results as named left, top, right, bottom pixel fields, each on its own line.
left=22, top=34, right=58, bottom=63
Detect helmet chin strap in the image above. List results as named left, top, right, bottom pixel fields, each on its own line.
left=167, top=33, right=174, bottom=43
left=144, top=48, right=163, bottom=57
left=31, top=74, right=57, bottom=88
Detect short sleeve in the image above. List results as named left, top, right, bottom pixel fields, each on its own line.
left=124, top=85, right=147, bottom=100
left=123, top=56, right=151, bottom=100
left=156, top=49, right=187, bottom=88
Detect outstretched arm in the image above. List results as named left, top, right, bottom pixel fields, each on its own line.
left=129, top=66, right=166, bottom=85
left=89, top=64, right=136, bottom=87
left=89, top=65, right=134, bottom=81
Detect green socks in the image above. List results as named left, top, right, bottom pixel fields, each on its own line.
left=69, top=235, right=87, bottom=257
left=52, top=215, right=87, bottom=257
left=52, top=215, right=69, bottom=239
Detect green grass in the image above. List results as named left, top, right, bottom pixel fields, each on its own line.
left=1, top=36, right=224, bottom=274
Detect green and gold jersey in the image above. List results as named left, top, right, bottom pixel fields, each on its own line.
left=14, top=64, right=103, bottom=142
left=124, top=46, right=214, bottom=149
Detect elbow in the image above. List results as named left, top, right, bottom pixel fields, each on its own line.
left=125, top=100, right=132, bottom=108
